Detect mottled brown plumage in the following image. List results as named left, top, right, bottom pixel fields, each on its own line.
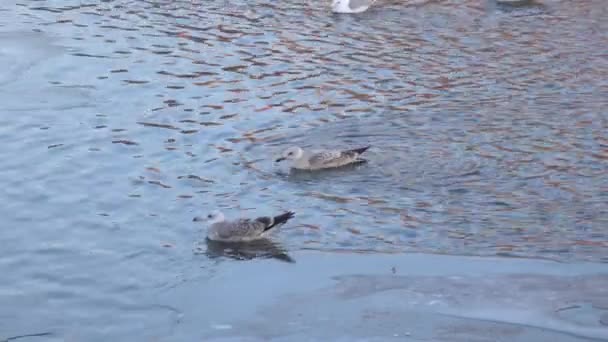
left=276, top=145, right=370, bottom=170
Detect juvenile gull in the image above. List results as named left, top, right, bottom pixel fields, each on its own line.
left=275, top=145, right=370, bottom=170
left=193, top=210, right=295, bottom=242
left=331, top=0, right=378, bottom=13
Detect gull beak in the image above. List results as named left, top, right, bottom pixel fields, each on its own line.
left=275, top=157, right=285, bottom=163
left=193, top=216, right=204, bottom=222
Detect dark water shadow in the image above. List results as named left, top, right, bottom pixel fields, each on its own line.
left=204, top=238, right=295, bottom=264
left=491, top=0, right=547, bottom=13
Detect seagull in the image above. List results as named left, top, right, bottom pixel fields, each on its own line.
left=193, top=210, right=295, bottom=242
left=331, top=0, right=378, bottom=13
left=275, top=145, right=370, bottom=170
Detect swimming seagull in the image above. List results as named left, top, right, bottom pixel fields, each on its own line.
left=193, top=210, right=295, bottom=242
left=331, top=0, right=378, bottom=13
left=275, top=145, right=370, bottom=170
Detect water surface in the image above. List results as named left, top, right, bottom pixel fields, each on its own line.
left=0, top=0, right=607, bottom=340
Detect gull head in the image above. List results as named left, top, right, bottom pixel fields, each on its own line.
left=193, top=210, right=225, bottom=224
left=275, top=146, right=303, bottom=163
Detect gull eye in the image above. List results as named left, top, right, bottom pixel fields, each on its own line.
left=288, top=152, right=293, bottom=156
left=207, top=214, right=213, bottom=218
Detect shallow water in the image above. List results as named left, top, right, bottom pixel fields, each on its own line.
left=0, top=0, right=607, bottom=340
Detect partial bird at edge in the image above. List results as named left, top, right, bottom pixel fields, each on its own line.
left=331, top=0, right=378, bottom=13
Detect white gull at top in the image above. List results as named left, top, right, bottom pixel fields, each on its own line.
left=193, top=210, right=295, bottom=242
left=275, top=145, right=370, bottom=170
left=331, top=0, right=378, bottom=13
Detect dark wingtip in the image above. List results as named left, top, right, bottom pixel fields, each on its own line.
left=276, top=211, right=295, bottom=224
left=264, top=211, right=295, bottom=231
left=347, top=145, right=371, bottom=155
left=283, top=211, right=296, bottom=221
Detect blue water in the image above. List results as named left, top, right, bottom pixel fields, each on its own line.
left=0, top=0, right=607, bottom=340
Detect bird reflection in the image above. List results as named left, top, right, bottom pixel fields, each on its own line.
left=204, top=238, right=295, bottom=263
left=276, top=161, right=368, bottom=184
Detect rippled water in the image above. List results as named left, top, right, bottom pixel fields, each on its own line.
left=1, top=0, right=607, bottom=340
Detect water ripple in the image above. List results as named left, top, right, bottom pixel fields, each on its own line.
left=0, top=0, right=607, bottom=337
